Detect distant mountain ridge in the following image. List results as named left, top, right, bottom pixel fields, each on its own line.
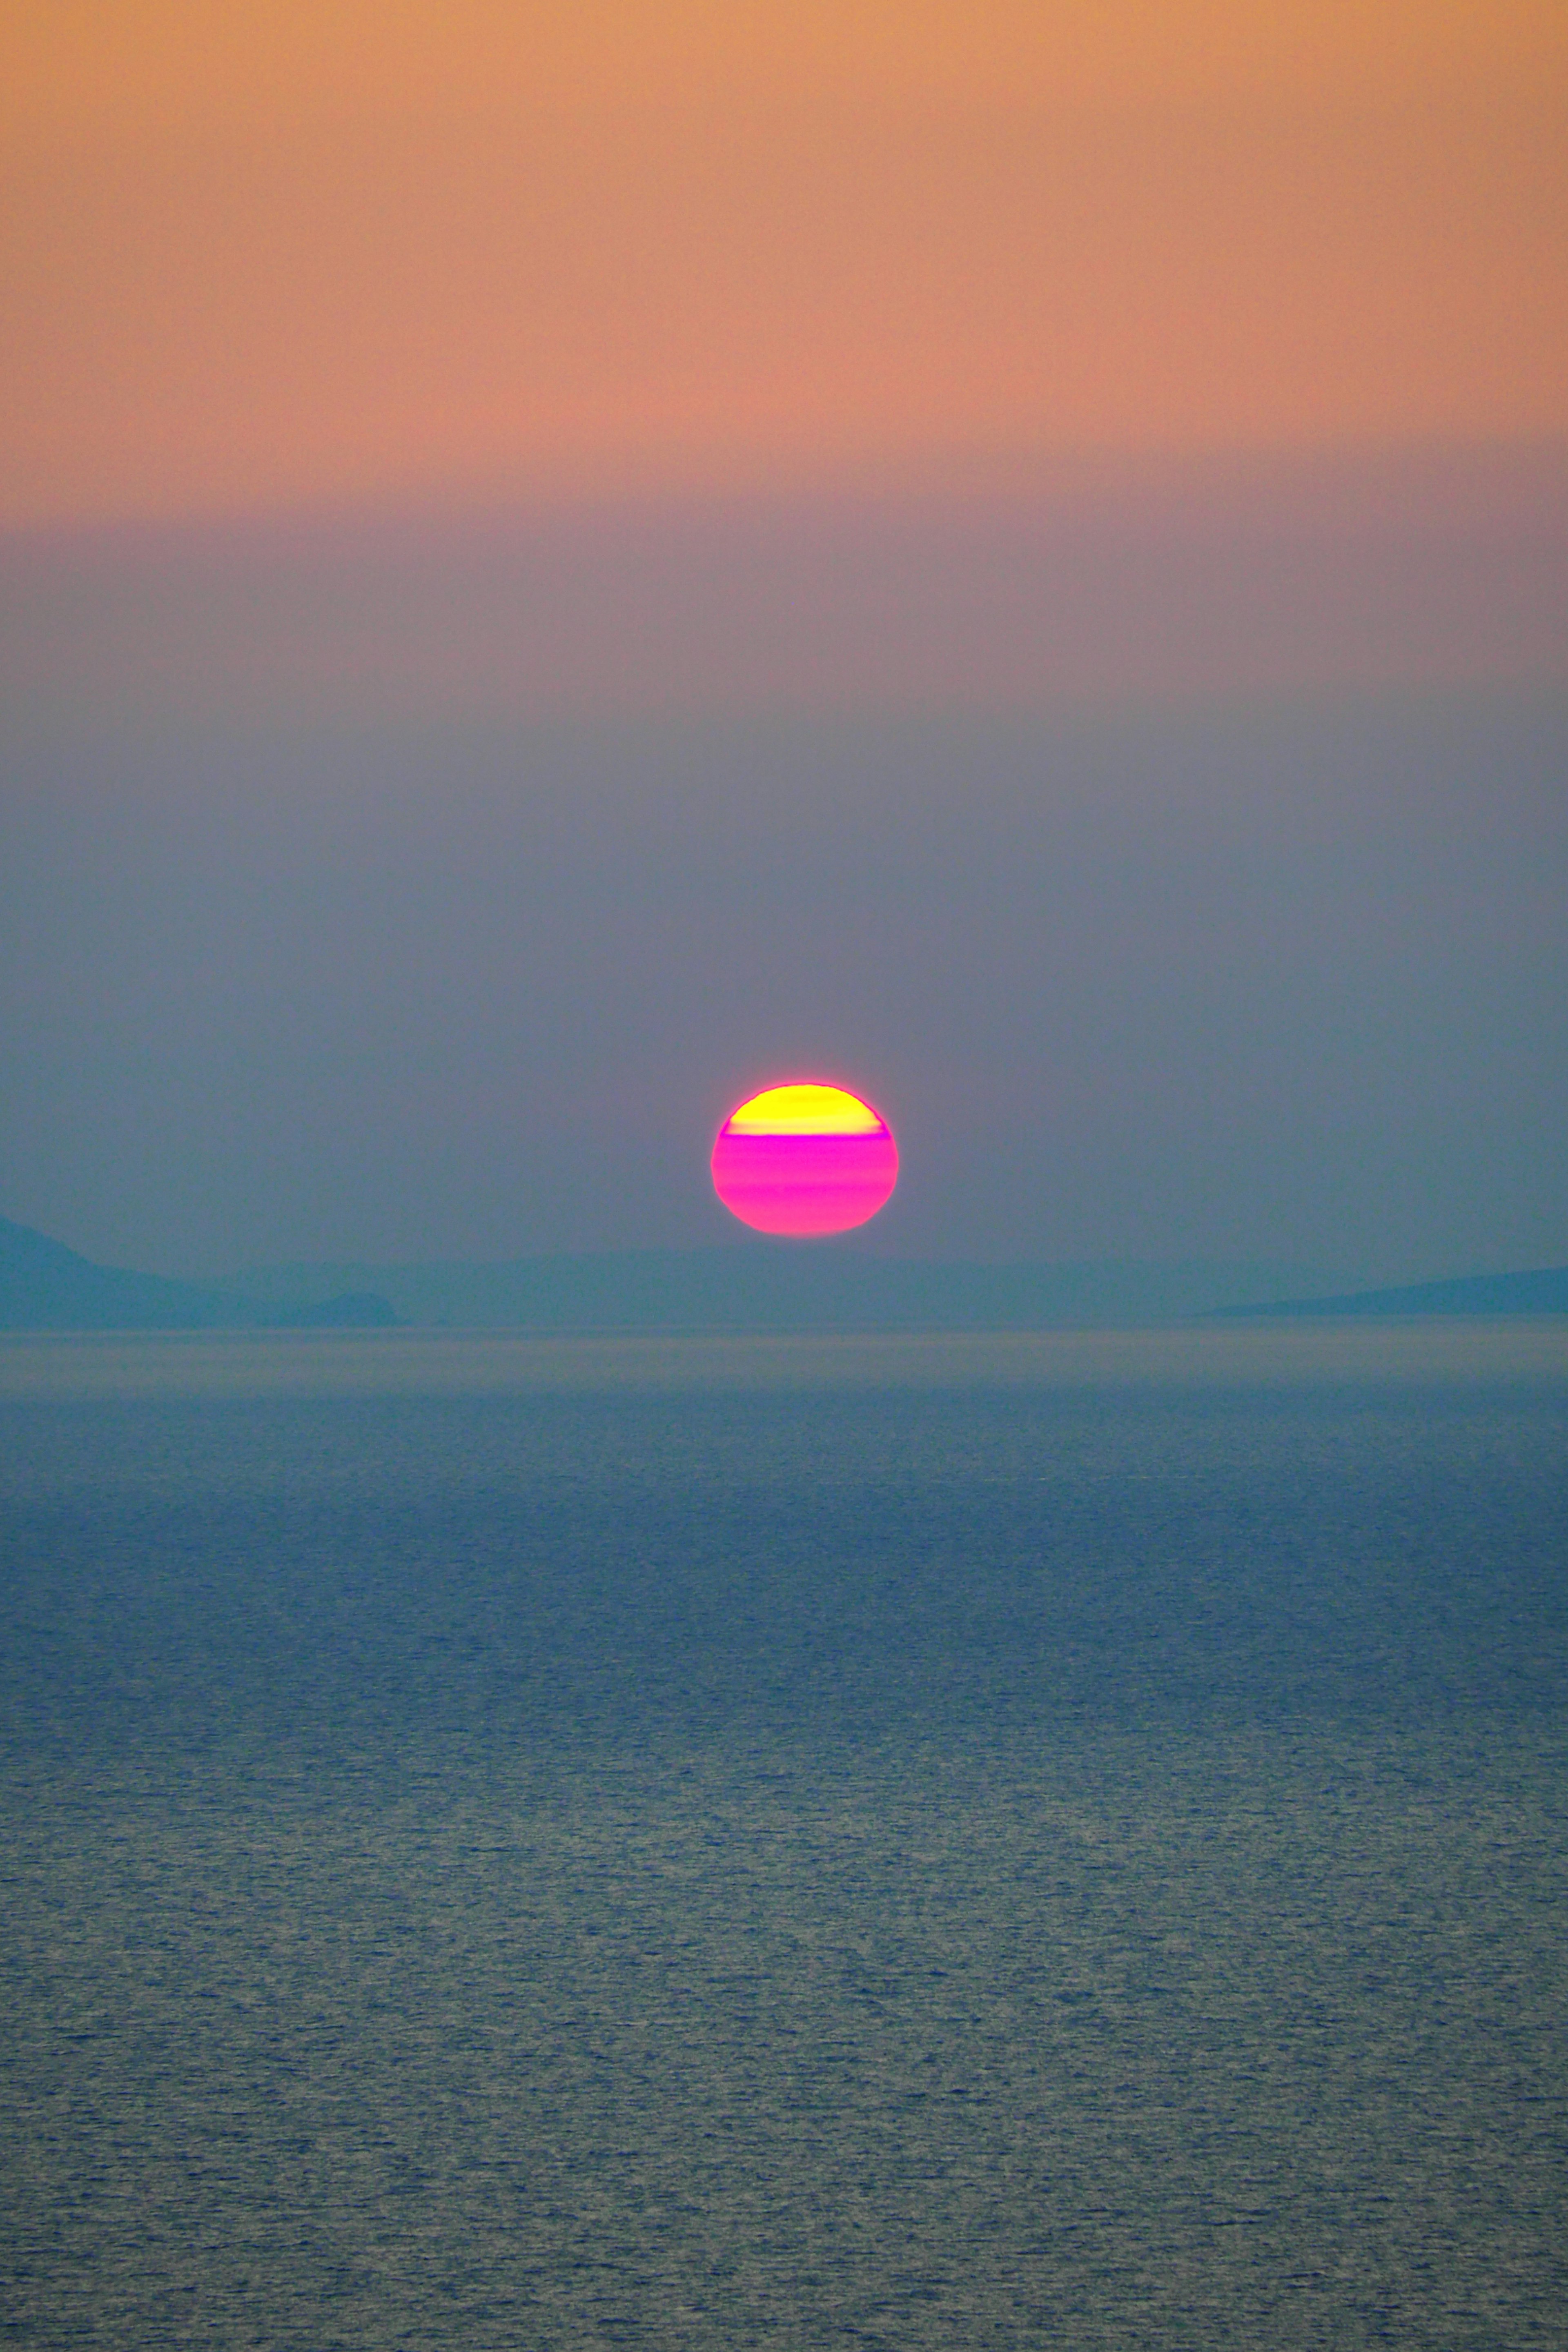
left=3, top=1220, right=1297, bottom=1331
left=1217, top=1266, right=1568, bottom=1319
left=218, top=1249, right=1308, bottom=1330
left=205, top=1250, right=1568, bottom=1328
left=0, top=1217, right=395, bottom=1331
left=4, top=1213, right=1564, bottom=1332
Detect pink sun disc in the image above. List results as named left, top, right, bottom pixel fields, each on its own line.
left=711, top=1083, right=899, bottom=1238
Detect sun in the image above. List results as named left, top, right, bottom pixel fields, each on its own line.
left=710, top=1082, right=899, bottom=1237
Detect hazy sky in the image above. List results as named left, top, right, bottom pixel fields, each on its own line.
left=2, top=3, right=1564, bottom=1282
left=4, top=0, right=1565, bottom=523
left=3, top=1, right=1568, bottom=524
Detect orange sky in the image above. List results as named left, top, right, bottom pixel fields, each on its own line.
left=3, top=0, right=1565, bottom=526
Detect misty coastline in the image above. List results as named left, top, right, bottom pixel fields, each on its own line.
left=6, top=1212, right=1568, bottom=1336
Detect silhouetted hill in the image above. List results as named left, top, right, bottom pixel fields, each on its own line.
left=1216, top=1266, right=1568, bottom=1318
left=0, top=1218, right=396, bottom=1330
left=13, top=1214, right=1559, bottom=1335
left=222, top=1249, right=1310, bottom=1331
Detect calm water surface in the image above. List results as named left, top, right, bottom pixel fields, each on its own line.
left=2, top=1330, right=1566, bottom=2348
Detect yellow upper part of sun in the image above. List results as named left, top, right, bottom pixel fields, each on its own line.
left=725, top=1084, right=885, bottom=1135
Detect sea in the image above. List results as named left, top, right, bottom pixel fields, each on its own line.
left=2, top=1325, right=1566, bottom=2350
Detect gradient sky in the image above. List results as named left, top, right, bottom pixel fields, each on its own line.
left=2, top=2, right=1565, bottom=1282
left=5, top=0, right=1566, bottom=521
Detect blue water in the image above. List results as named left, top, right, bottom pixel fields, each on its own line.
left=2, top=1336, right=1566, bottom=2346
